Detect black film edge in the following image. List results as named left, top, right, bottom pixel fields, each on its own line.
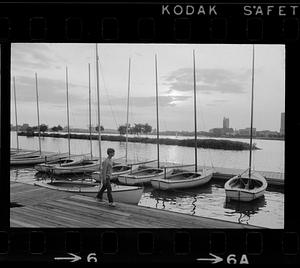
left=0, top=1, right=299, bottom=264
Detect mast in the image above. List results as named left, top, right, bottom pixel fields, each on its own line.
left=13, top=76, right=19, bottom=151
left=155, top=54, right=160, bottom=168
left=193, top=50, right=198, bottom=173
left=95, top=44, right=102, bottom=165
left=65, top=66, right=71, bottom=157
left=125, top=58, right=131, bottom=163
left=35, top=72, right=41, bottom=154
left=248, top=45, right=255, bottom=178
left=88, top=63, right=93, bottom=159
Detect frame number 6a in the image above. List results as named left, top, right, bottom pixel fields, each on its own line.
left=227, top=254, right=249, bottom=264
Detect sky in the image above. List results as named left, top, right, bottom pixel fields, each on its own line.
left=11, top=43, right=285, bottom=132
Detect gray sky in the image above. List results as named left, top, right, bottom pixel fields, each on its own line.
left=11, top=43, right=285, bottom=132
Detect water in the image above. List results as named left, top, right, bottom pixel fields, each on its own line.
left=10, top=166, right=284, bottom=229
left=10, top=132, right=284, bottom=228
left=140, top=184, right=284, bottom=229
left=10, top=131, right=284, bottom=173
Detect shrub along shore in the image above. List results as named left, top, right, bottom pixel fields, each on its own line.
left=18, top=131, right=259, bottom=151
left=18, top=132, right=259, bottom=151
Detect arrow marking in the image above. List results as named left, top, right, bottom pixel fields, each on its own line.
left=196, top=253, right=223, bottom=264
left=54, top=253, right=81, bottom=262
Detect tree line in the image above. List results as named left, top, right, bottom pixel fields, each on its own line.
left=17, top=122, right=152, bottom=135
left=25, top=124, right=52, bottom=133
left=21, top=124, right=104, bottom=133
left=118, top=123, right=152, bottom=135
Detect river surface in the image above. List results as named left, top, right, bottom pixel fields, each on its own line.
left=11, top=131, right=284, bottom=173
left=10, top=131, right=284, bottom=228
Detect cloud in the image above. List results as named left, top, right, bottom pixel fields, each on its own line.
left=163, top=68, right=251, bottom=95
left=12, top=44, right=56, bottom=71
left=92, top=95, right=191, bottom=108
left=12, top=75, right=189, bottom=110
left=12, top=75, right=87, bottom=105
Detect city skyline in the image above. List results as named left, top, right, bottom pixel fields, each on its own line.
left=11, top=111, right=285, bottom=135
left=11, top=43, right=285, bottom=132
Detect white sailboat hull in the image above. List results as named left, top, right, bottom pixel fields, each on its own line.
left=118, top=168, right=173, bottom=185
left=11, top=156, right=46, bottom=165
left=11, top=150, right=40, bottom=158
left=225, top=188, right=266, bottom=202
left=10, top=153, right=68, bottom=166
left=224, top=170, right=268, bottom=202
left=56, top=165, right=101, bottom=174
left=92, top=165, right=134, bottom=182
left=34, top=156, right=82, bottom=173
left=33, top=181, right=143, bottom=205
left=151, top=168, right=213, bottom=190
left=224, top=47, right=266, bottom=203
left=49, top=160, right=101, bottom=175
left=10, top=148, right=19, bottom=155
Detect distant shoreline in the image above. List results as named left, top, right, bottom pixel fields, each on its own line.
left=146, top=132, right=284, bottom=141
left=10, top=128, right=284, bottom=141
left=17, top=131, right=260, bottom=151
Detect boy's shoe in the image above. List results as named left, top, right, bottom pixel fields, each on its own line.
left=109, top=202, right=116, bottom=207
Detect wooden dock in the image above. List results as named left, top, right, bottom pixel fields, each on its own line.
left=10, top=182, right=260, bottom=229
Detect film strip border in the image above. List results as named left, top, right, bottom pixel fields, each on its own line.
left=0, top=17, right=298, bottom=42
left=1, top=2, right=299, bottom=264
left=0, top=4, right=299, bottom=42
left=0, top=230, right=299, bottom=263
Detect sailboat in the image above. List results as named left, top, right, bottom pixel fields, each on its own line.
left=150, top=50, right=213, bottom=190
left=91, top=58, right=158, bottom=182
left=33, top=180, right=143, bottom=205
left=11, top=74, right=68, bottom=165
left=118, top=54, right=173, bottom=186
left=11, top=76, right=21, bottom=155
left=35, top=44, right=144, bottom=205
left=224, top=45, right=268, bottom=202
left=10, top=76, right=42, bottom=158
left=43, top=67, right=100, bottom=175
left=91, top=58, right=136, bottom=182
left=34, top=68, right=91, bottom=174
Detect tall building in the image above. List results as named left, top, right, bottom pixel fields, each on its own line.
left=280, top=112, right=285, bottom=135
left=223, top=117, right=229, bottom=129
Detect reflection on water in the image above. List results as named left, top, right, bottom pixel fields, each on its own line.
left=10, top=166, right=284, bottom=229
left=139, top=181, right=284, bottom=228
left=224, top=196, right=267, bottom=225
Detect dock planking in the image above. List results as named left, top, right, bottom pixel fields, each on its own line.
left=10, top=182, right=260, bottom=229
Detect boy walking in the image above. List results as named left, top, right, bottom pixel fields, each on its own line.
left=96, top=148, right=115, bottom=207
